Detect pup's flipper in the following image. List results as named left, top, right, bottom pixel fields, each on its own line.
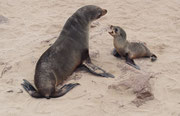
left=125, top=56, right=140, bottom=70
left=150, top=54, right=157, bottom=62
left=112, top=48, right=121, bottom=58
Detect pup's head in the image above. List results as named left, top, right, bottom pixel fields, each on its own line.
left=108, top=25, right=126, bottom=39
left=76, top=5, right=107, bottom=22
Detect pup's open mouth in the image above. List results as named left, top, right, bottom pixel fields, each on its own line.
left=108, top=31, right=113, bottom=35
left=108, top=25, right=114, bottom=35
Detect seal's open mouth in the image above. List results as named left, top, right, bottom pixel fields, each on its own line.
left=108, top=25, right=114, bottom=36
left=108, top=31, right=113, bottom=35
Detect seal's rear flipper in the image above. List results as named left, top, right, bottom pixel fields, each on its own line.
left=125, top=56, right=140, bottom=70
left=52, top=83, right=80, bottom=98
left=80, top=63, right=114, bottom=78
left=22, top=79, right=36, bottom=91
left=21, top=79, right=42, bottom=98
left=150, top=54, right=157, bottom=62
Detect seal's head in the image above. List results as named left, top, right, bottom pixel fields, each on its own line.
left=76, top=5, right=107, bottom=22
left=108, top=25, right=126, bottom=39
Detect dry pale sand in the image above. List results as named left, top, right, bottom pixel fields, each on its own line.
left=0, top=0, right=180, bottom=116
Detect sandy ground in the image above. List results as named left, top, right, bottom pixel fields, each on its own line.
left=0, top=0, right=180, bottom=116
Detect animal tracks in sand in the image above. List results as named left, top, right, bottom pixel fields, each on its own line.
left=0, top=15, right=8, bottom=24
left=0, top=63, right=12, bottom=78
left=109, top=73, right=154, bottom=107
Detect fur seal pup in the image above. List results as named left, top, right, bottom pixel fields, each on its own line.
left=108, top=25, right=157, bottom=70
left=21, top=5, right=114, bottom=99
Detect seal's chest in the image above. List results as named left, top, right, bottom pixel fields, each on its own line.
left=114, top=38, right=126, bottom=55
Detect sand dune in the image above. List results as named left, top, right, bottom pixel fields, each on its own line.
left=0, top=0, right=180, bottom=116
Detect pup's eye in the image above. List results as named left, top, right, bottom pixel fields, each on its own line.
left=115, top=28, right=118, bottom=33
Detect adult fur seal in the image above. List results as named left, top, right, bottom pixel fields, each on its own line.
left=109, top=25, right=157, bottom=70
left=21, top=5, right=114, bottom=99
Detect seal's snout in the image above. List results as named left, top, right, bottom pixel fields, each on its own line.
left=102, top=9, right=107, bottom=16
left=96, top=8, right=107, bottom=19
left=108, top=25, right=114, bottom=36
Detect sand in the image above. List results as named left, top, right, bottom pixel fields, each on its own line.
left=0, top=0, right=180, bottom=116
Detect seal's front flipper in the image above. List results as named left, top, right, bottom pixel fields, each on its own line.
left=21, top=79, right=42, bottom=98
left=52, top=83, right=80, bottom=98
left=112, top=48, right=121, bottom=58
left=125, top=56, right=140, bottom=70
left=80, top=63, right=114, bottom=78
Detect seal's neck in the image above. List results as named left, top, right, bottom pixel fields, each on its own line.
left=72, top=13, right=90, bottom=28
left=113, top=36, right=128, bottom=49
left=59, top=13, right=90, bottom=39
left=114, top=36, right=126, bottom=42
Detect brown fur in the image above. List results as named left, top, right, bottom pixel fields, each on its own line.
left=109, top=25, right=157, bottom=61
left=22, top=5, right=110, bottom=99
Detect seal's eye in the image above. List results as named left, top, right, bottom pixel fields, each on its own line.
left=115, top=28, right=118, bottom=33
